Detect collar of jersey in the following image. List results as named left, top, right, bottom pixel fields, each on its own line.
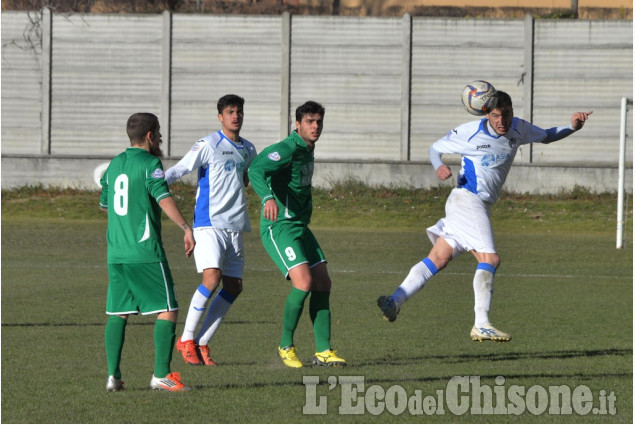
left=478, top=118, right=510, bottom=140
left=291, top=130, right=312, bottom=151
left=217, top=130, right=244, bottom=148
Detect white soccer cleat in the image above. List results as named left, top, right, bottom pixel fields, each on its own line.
left=150, top=372, right=192, bottom=392
left=106, top=375, right=125, bottom=392
left=470, top=323, right=511, bottom=342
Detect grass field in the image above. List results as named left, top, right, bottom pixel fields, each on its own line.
left=1, top=184, right=632, bottom=423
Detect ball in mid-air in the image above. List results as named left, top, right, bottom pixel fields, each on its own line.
left=461, top=80, right=496, bottom=116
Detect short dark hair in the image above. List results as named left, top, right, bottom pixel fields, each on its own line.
left=296, top=100, right=325, bottom=122
left=217, top=94, right=245, bottom=114
left=488, top=91, right=513, bottom=111
left=126, top=113, right=159, bottom=144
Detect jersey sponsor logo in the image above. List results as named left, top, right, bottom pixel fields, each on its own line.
left=481, top=153, right=511, bottom=167
left=268, top=152, right=281, bottom=161
left=476, top=144, right=491, bottom=150
left=191, top=143, right=201, bottom=152
left=152, top=169, right=165, bottom=179
left=301, top=162, right=314, bottom=186
left=222, top=151, right=233, bottom=155
left=224, top=160, right=236, bottom=171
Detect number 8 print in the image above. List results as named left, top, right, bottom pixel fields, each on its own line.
left=113, top=174, right=129, bottom=216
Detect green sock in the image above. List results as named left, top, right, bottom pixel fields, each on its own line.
left=280, top=287, right=309, bottom=349
left=105, top=315, right=127, bottom=379
left=154, top=319, right=176, bottom=378
left=309, top=291, right=331, bottom=352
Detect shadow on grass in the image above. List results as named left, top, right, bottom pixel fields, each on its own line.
left=356, top=348, right=633, bottom=367
left=0, top=319, right=276, bottom=327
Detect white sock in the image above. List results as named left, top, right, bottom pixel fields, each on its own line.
left=196, top=289, right=236, bottom=346
left=391, top=258, right=438, bottom=307
left=473, top=263, right=496, bottom=327
left=181, top=284, right=213, bottom=341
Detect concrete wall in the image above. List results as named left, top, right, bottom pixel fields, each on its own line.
left=1, top=10, right=632, bottom=193
left=1, top=155, right=631, bottom=196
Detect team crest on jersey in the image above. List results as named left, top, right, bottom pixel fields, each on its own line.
left=152, top=169, right=165, bottom=179
left=268, top=152, right=281, bottom=161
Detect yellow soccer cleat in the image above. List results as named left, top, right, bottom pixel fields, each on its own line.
left=312, top=349, right=346, bottom=366
left=278, top=346, right=303, bottom=368
left=470, top=323, right=511, bottom=342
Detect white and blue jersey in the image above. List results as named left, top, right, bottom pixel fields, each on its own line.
left=430, top=117, right=574, bottom=204
left=165, top=131, right=257, bottom=232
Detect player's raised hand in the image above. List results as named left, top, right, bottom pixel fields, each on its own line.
left=436, top=164, right=452, bottom=181
left=571, top=110, right=593, bottom=130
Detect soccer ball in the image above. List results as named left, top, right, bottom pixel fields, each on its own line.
left=461, top=80, right=496, bottom=116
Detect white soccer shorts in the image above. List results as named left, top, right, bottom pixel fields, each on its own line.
left=193, top=227, right=244, bottom=278
left=426, top=187, right=496, bottom=258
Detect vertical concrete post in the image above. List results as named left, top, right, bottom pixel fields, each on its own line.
left=400, top=13, right=412, bottom=161
left=522, top=14, right=535, bottom=163
left=280, top=12, right=291, bottom=139
left=616, top=97, right=630, bottom=249
left=161, top=11, right=173, bottom=157
left=571, top=0, right=579, bottom=18
left=41, top=7, right=52, bottom=155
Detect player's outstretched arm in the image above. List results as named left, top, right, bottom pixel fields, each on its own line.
left=571, top=110, right=593, bottom=131
left=159, top=197, right=195, bottom=257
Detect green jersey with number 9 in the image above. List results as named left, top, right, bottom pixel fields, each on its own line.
left=100, top=147, right=172, bottom=264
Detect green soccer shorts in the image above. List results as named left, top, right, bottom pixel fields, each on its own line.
left=106, top=261, right=179, bottom=315
left=261, top=221, right=326, bottom=279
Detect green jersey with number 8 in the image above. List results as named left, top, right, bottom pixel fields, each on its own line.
left=100, top=147, right=172, bottom=264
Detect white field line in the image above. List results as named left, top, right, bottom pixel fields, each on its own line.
left=5, top=263, right=632, bottom=281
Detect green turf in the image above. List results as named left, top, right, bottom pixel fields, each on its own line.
left=1, top=184, right=632, bottom=423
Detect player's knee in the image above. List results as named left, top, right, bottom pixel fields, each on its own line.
left=231, top=281, right=243, bottom=296
left=485, top=254, right=500, bottom=268
left=222, top=277, right=243, bottom=297
left=158, top=310, right=178, bottom=323
left=202, top=269, right=222, bottom=290
left=427, top=253, right=451, bottom=271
